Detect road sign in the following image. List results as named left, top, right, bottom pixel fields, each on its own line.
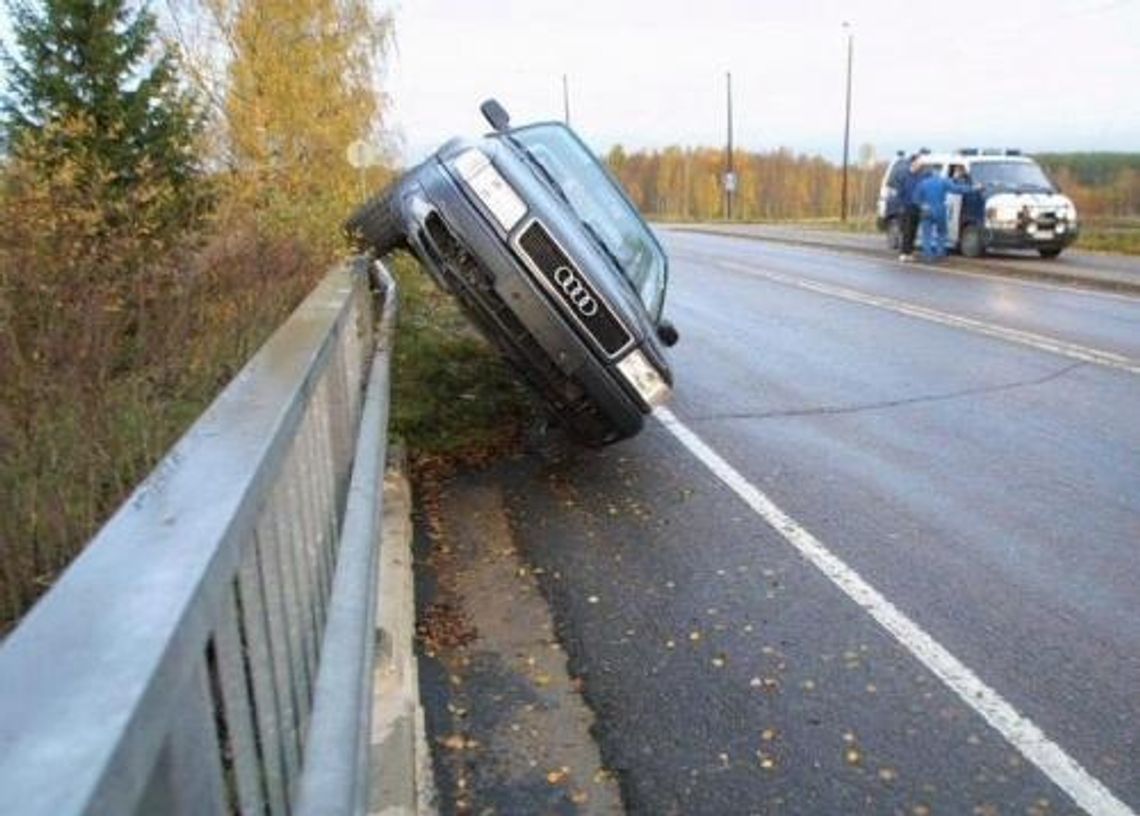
left=346, top=140, right=383, bottom=169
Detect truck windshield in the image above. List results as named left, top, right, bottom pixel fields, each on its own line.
left=511, top=124, right=668, bottom=319
left=971, top=161, right=1055, bottom=192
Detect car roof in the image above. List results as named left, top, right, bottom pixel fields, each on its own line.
left=901, top=152, right=1034, bottom=166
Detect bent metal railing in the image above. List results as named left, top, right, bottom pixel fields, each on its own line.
left=0, top=257, right=397, bottom=816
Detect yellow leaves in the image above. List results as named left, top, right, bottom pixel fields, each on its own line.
left=751, top=676, right=780, bottom=693
left=208, top=0, right=396, bottom=254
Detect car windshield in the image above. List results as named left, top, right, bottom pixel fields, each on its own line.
left=511, top=124, right=668, bottom=319
left=971, top=161, right=1055, bottom=191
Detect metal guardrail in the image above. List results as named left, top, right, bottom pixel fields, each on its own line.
left=0, top=257, right=398, bottom=815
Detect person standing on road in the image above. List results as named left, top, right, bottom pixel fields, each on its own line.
left=912, top=170, right=973, bottom=261
left=897, top=154, right=924, bottom=262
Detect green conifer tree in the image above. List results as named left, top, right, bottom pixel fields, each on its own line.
left=1, top=0, right=204, bottom=232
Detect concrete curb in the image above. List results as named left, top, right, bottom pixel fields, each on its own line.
left=369, top=445, right=438, bottom=816
left=665, top=224, right=1140, bottom=297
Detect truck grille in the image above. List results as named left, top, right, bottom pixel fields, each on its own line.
left=515, top=220, right=632, bottom=358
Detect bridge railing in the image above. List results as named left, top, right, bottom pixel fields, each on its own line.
left=0, top=257, right=398, bottom=816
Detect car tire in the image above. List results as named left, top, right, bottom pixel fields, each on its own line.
left=1038, top=247, right=1063, bottom=259
left=886, top=217, right=901, bottom=251
left=345, top=188, right=407, bottom=256
left=960, top=224, right=985, bottom=258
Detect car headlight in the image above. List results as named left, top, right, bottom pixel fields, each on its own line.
left=451, top=149, right=526, bottom=230
left=616, top=349, right=671, bottom=408
left=988, top=204, right=1020, bottom=224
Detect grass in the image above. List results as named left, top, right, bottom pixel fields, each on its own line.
left=1073, top=218, right=1140, bottom=255
left=387, top=253, right=538, bottom=461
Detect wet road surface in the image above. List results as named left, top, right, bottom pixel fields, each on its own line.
left=438, top=232, right=1140, bottom=815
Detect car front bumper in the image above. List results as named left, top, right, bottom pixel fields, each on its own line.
left=984, top=222, right=1080, bottom=252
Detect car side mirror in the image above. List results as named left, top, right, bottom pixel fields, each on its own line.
left=480, top=99, right=511, bottom=132
left=656, top=319, right=679, bottom=347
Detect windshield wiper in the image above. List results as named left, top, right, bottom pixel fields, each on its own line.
left=507, top=135, right=574, bottom=207
left=581, top=219, right=643, bottom=301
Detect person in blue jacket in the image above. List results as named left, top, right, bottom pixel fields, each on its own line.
left=896, top=154, right=924, bottom=262
left=912, top=169, right=974, bottom=261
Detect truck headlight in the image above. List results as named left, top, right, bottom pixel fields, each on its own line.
left=452, top=149, right=526, bottom=231
left=617, top=349, right=671, bottom=408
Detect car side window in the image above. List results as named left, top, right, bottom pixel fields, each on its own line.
left=887, top=161, right=908, bottom=187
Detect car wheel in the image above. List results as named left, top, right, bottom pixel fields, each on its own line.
left=886, top=218, right=901, bottom=251
left=1038, top=247, right=1062, bottom=259
left=345, top=187, right=407, bottom=256
left=960, top=224, right=985, bottom=258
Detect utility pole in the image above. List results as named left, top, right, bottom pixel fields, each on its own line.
left=562, top=74, right=571, bottom=126
left=725, top=71, right=735, bottom=221
left=841, top=22, right=854, bottom=222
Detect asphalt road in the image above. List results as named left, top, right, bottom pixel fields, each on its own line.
left=670, top=223, right=1140, bottom=294
left=484, top=232, right=1140, bottom=815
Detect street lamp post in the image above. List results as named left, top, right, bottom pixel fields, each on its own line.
left=725, top=71, right=735, bottom=220
left=562, top=73, right=571, bottom=126
left=841, top=21, right=853, bottom=222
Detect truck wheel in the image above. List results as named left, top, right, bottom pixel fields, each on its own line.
left=345, top=188, right=407, bottom=256
left=960, top=225, right=985, bottom=258
left=886, top=218, right=901, bottom=251
left=1038, top=247, right=1062, bottom=259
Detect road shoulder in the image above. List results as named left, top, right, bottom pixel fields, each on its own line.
left=413, top=468, right=622, bottom=815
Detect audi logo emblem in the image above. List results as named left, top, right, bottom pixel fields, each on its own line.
left=552, top=266, right=598, bottom=317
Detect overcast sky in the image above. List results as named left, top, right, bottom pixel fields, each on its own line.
left=388, top=0, right=1140, bottom=164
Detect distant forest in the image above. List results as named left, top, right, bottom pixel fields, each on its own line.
left=1035, top=153, right=1140, bottom=219
left=604, top=147, right=1140, bottom=222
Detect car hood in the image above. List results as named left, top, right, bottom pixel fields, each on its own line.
left=985, top=191, right=1075, bottom=212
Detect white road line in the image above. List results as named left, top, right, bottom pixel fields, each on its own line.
left=654, top=405, right=1135, bottom=816
left=713, top=259, right=1140, bottom=376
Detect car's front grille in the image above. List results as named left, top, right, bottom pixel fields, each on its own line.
left=515, top=221, right=632, bottom=358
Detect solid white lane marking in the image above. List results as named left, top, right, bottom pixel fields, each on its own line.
left=712, top=260, right=1140, bottom=377
left=654, top=405, right=1135, bottom=816
left=713, top=260, right=1140, bottom=376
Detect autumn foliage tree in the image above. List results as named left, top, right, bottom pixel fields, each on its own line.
left=606, top=145, right=883, bottom=222
left=178, top=0, right=394, bottom=259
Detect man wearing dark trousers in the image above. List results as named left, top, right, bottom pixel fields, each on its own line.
left=897, top=155, right=924, bottom=262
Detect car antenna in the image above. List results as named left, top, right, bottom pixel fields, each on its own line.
left=480, top=99, right=511, bottom=132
